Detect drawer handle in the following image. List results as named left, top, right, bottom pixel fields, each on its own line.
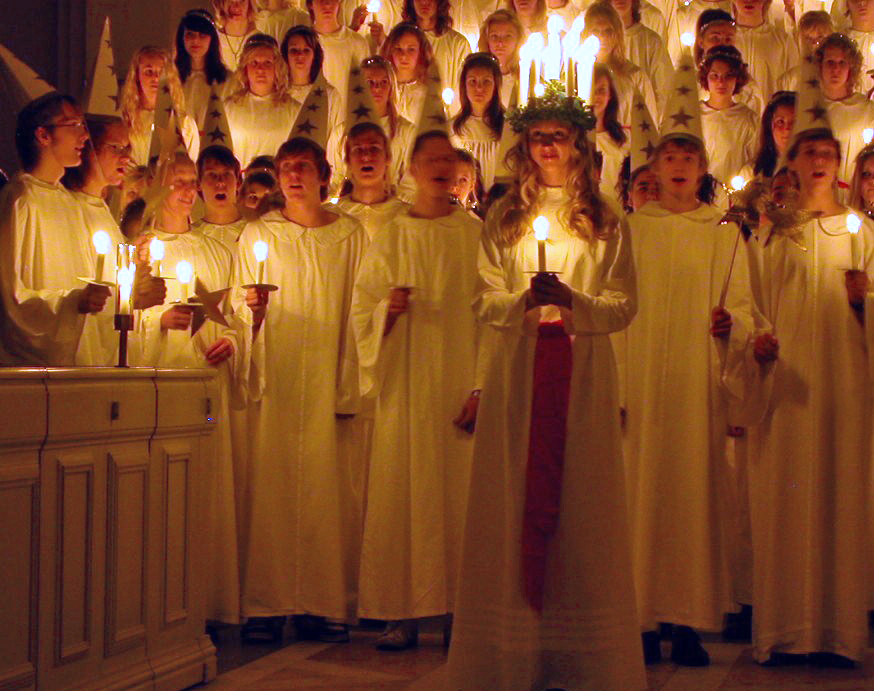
left=110, top=401, right=120, bottom=421
left=205, top=397, right=213, bottom=419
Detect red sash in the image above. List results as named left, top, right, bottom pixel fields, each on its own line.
left=521, top=321, right=572, bottom=612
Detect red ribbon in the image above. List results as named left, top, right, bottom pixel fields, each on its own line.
left=521, top=321, right=572, bottom=612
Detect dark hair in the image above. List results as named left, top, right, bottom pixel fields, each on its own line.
left=242, top=170, right=277, bottom=190
left=593, top=63, right=627, bottom=146
left=245, top=155, right=276, bottom=174
left=787, top=129, right=842, bottom=163
left=15, top=92, right=78, bottom=172
left=698, top=45, right=749, bottom=94
left=694, top=9, right=735, bottom=63
left=275, top=137, right=332, bottom=200
left=753, top=90, right=796, bottom=178
left=453, top=147, right=485, bottom=216
left=380, top=24, right=433, bottom=82
left=454, top=53, right=504, bottom=138
left=402, top=0, right=454, bottom=35
left=197, top=144, right=241, bottom=178
left=175, top=9, right=229, bottom=85
left=281, top=25, right=324, bottom=84
left=344, top=122, right=392, bottom=161
left=411, top=130, right=452, bottom=158
left=653, top=137, right=716, bottom=203
left=61, top=114, right=122, bottom=190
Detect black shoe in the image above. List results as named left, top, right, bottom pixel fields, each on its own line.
left=642, top=630, right=662, bottom=664
left=760, top=652, right=807, bottom=667
left=722, top=605, right=752, bottom=642
left=292, top=614, right=322, bottom=641
left=807, top=652, right=856, bottom=669
left=241, top=616, right=285, bottom=643
left=670, top=626, right=710, bottom=667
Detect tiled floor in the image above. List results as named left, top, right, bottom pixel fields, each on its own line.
left=203, top=623, right=874, bottom=691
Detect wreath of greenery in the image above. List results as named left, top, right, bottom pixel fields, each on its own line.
left=506, top=80, right=597, bottom=134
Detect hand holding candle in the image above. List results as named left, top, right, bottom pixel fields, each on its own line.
left=92, top=230, right=112, bottom=283
left=533, top=215, right=550, bottom=273
left=150, top=237, right=165, bottom=277
left=366, top=0, right=380, bottom=21
left=176, top=260, right=193, bottom=301
left=254, top=240, right=269, bottom=284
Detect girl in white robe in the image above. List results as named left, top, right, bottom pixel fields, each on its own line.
left=120, top=46, right=200, bottom=167
left=235, top=137, right=368, bottom=629
left=591, top=65, right=631, bottom=201
left=446, top=106, right=646, bottom=691
left=225, top=35, right=298, bottom=170
left=698, top=45, right=758, bottom=185
left=381, top=24, right=434, bottom=124
left=478, top=9, right=524, bottom=108
left=175, top=10, right=233, bottom=130
left=584, top=2, right=660, bottom=123
left=749, top=128, right=873, bottom=667
left=450, top=53, right=505, bottom=191
left=750, top=90, right=796, bottom=182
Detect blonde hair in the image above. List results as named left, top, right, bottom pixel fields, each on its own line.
left=489, top=123, right=618, bottom=246
left=212, top=0, right=257, bottom=25
left=478, top=9, right=524, bottom=73
left=362, top=56, right=402, bottom=138
left=504, top=0, right=547, bottom=30
left=120, top=46, right=189, bottom=136
left=227, top=39, right=292, bottom=103
left=583, top=3, right=631, bottom=75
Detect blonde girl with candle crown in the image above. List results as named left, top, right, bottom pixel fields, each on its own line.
left=478, top=9, right=523, bottom=108
left=120, top=46, right=200, bottom=167
left=446, top=82, right=646, bottom=691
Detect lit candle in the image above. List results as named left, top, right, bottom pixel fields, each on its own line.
left=545, top=16, right=565, bottom=81
left=366, top=0, right=380, bottom=21
left=254, top=240, right=269, bottom=285
left=847, top=212, right=862, bottom=270
left=519, top=42, right=533, bottom=106
left=117, top=265, right=134, bottom=315
left=465, top=32, right=479, bottom=52
left=92, top=230, right=112, bottom=283
left=533, top=215, right=550, bottom=272
left=730, top=175, right=746, bottom=192
left=576, top=35, right=600, bottom=102
left=680, top=31, right=695, bottom=49
left=150, top=237, right=165, bottom=277
left=530, top=33, right=544, bottom=87
left=442, top=87, right=455, bottom=107
left=176, top=260, right=193, bottom=301
left=864, top=127, right=873, bottom=145
left=563, top=29, right=581, bottom=95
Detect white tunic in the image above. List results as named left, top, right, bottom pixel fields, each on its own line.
left=450, top=115, right=500, bottom=191
left=749, top=213, right=874, bottom=662
left=446, top=188, right=646, bottom=691
left=452, top=0, right=502, bottom=38
left=335, top=195, right=409, bottom=239
left=596, top=129, right=631, bottom=202
left=826, top=93, right=874, bottom=185
left=396, top=80, right=429, bottom=125
left=624, top=202, right=760, bottom=630
left=425, top=28, right=472, bottom=114
left=235, top=210, right=368, bottom=618
left=614, top=63, right=660, bottom=127
left=500, top=72, right=519, bottom=109
left=129, top=109, right=200, bottom=167
left=352, top=208, right=481, bottom=619
left=624, top=22, right=674, bottom=114
left=380, top=114, right=417, bottom=194
left=640, top=0, right=668, bottom=37
left=316, top=26, right=370, bottom=112
left=194, top=217, right=247, bottom=254
left=256, top=6, right=311, bottom=42
left=700, top=101, right=758, bottom=185
left=848, top=29, right=874, bottom=83
left=225, top=92, right=297, bottom=170
left=0, top=174, right=97, bottom=365
left=218, top=29, right=256, bottom=73
left=734, top=22, right=795, bottom=103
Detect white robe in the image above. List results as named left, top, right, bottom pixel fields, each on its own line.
left=135, top=227, right=244, bottom=623
left=614, top=63, right=660, bottom=127
left=450, top=115, right=500, bottom=191
left=500, top=72, right=519, bottom=109
left=256, top=6, right=311, bottom=42
left=848, top=28, right=874, bottom=82
left=826, top=93, right=874, bottom=186
left=129, top=109, right=200, bottom=168
left=700, top=101, right=758, bottom=185
left=640, top=0, right=668, bottom=37
left=596, top=129, right=631, bottom=202
left=623, top=202, right=760, bottom=630
left=218, top=29, right=257, bottom=73
left=749, top=213, right=874, bottom=662
left=396, top=80, right=429, bottom=125
left=452, top=0, right=502, bottom=38
left=379, top=114, right=417, bottom=196
left=335, top=195, right=409, bottom=239
left=235, top=210, right=368, bottom=619
left=352, top=208, right=481, bottom=619
left=316, top=26, right=370, bottom=112
left=446, top=187, right=646, bottom=691
left=624, top=22, right=674, bottom=115
left=225, top=92, right=297, bottom=170
left=0, top=174, right=98, bottom=365
left=425, top=28, right=471, bottom=116
left=734, top=22, right=795, bottom=103
left=194, top=217, right=246, bottom=253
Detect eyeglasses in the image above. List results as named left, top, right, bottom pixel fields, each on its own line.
left=99, top=143, right=133, bottom=157
left=47, top=120, right=88, bottom=133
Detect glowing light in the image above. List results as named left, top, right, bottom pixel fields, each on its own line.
left=175, top=260, right=193, bottom=285
left=149, top=237, right=165, bottom=261
left=864, top=127, right=874, bottom=145
left=533, top=215, right=550, bottom=241
left=366, top=0, right=381, bottom=12
left=533, top=82, right=546, bottom=97
left=253, top=241, right=269, bottom=263
left=92, top=230, right=111, bottom=255
left=730, top=175, right=746, bottom=192
left=442, top=87, right=455, bottom=106
left=847, top=213, right=861, bottom=235
left=681, top=31, right=695, bottom=47
left=547, top=14, right=566, bottom=34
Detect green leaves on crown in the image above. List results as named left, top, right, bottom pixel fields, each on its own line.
left=506, top=81, right=597, bottom=135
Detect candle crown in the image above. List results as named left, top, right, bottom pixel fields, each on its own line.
left=506, top=80, right=596, bottom=134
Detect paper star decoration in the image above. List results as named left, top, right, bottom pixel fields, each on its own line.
left=805, top=104, right=827, bottom=122
left=641, top=142, right=655, bottom=159
left=675, top=85, right=692, bottom=96
left=193, top=277, right=229, bottom=329
left=669, top=107, right=693, bottom=128
left=353, top=104, right=371, bottom=120
left=208, top=126, right=226, bottom=142
left=296, top=119, right=316, bottom=134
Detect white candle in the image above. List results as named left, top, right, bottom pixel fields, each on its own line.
left=176, top=260, right=193, bottom=301
left=530, top=33, right=544, bottom=87
left=563, top=30, right=581, bottom=95
left=519, top=43, right=532, bottom=106
left=117, top=264, right=134, bottom=315
left=533, top=215, right=550, bottom=272
left=864, top=128, right=873, bottom=145
left=576, top=35, right=600, bottom=103
left=366, top=0, right=380, bottom=21
left=847, top=212, right=862, bottom=270
left=680, top=31, right=695, bottom=48
left=92, top=230, right=112, bottom=283
left=254, top=240, right=269, bottom=285
left=150, top=237, right=165, bottom=277
left=442, top=87, right=455, bottom=107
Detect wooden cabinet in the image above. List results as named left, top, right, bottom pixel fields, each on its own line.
left=0, top=368, right=217, bottom=691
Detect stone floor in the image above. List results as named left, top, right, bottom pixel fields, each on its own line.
left=203, top=621, right=874, bottom=691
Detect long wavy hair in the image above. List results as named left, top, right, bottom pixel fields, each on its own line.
left=121, top=46, right=189, bottom=136
left=478, top=9, right=524, bottom=73
left=174, top=10, right=229, bottom=85
left=490, top=122, right=619, bottom=246
left=593, top=64, right=626, bottom=146
left=850, top=145, right=874, bottom=211
left=583, top=3, right=632, bottom=78
left=281, top=25, right=324, bottom=85
left=454, top=53, right=504, bottom=138
left=380, top=23, right=434, bottom=83
left=697, top=45, right=750, bottom=95
left=227, top=34, right=292, bottom=103
left=815, top=32, right=863, bottom=94
left=752, top=90, right=795, bottom=178
left=362, top=56, right=402, bottom=138
left=402, top=0, right=454, bottom=35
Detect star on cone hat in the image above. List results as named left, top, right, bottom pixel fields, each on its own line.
left=415, top=60, right=450, bottom=138
left=83, top=17, right=120, bottom=117
left=630, top=86, right=658, bottom=174
left=790, top=53, right=832, bottom=148
left=658, top=50, right=703, bottom=146
left=345, top=60, right=380, bottom=134
left=0, top=42, right=55, bottom=110
left=289, top=74, right=329, bottom=150
left=200, top=81, right=234, bottom=153
left=147, top=74, right=187, bottom=166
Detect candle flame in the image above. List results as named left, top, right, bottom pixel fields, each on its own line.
left=533, top=82, right=546, bottom=96
left=92, top=230, right=112, bottom=255
left=442, top=87, right=455, bottom=105
left=175, top=260, right=193, bottom=285
left=527, top=32, right=545, bottom=51
left=253, top=240, right=269, bottom=263
left=150, top=237, right=165, bottom=261
left=533, top=215, right=550, bottom=241
left=547, top=14, right=566, bottom=34
left=680, top=31, right=695, bottom=47
left=366, top=0, right=381, bottom=12
left=730, top=175, right=746, bottom=192
left=847, top=213, right=861, bottom=235
left=864, top=128, right=874, bottom=145
left=579, top=34, right=600, bottom=58
left=465, top=32, right=479, bottom=52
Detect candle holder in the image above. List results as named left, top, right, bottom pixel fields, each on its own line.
left=241, top=282, right=279, bottom=292
left=114, top=313, right=133, bottom=367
